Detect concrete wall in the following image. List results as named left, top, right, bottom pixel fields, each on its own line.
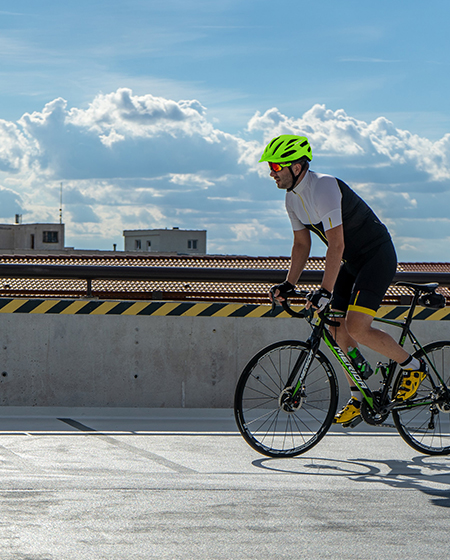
left=0, top=309, right=449, bottom=408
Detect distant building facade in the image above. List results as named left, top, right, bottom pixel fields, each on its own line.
left=0, top=223, right=65, bottom=251
left=123, top=228, right=207, bottom=254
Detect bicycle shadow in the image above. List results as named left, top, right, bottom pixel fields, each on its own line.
left=251, top=455, right=450, bottom=508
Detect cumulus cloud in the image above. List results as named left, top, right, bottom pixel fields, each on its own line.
left=247, top=104, right=450, bottom=184
left=0, top=119, right=37, bottom=173
left=67, top=89, right=209, bottom=140
left=0, top=90, right=449, bottom=260
left=18, top=89, right=247, bottom=180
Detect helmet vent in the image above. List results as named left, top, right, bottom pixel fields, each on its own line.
left=282, top=149, right=297, bottom=158
left=268, top=136, right=281, bottom=149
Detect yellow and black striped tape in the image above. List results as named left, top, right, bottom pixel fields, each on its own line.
left=0, top=298, right=449, bottom=320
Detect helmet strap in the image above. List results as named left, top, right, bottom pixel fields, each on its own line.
left=287, top=164, right=304, bottom=192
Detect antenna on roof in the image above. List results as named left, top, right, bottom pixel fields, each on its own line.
left=59, top=182, right=63, bottom=224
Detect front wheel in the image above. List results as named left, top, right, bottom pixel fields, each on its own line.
left=392, top=341, right=450, bottom=455
left=234, top=340, right=338, bottom=457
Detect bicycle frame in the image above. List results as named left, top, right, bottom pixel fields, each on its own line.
left=236, top=283, right=450, bottom=457
left=289, top=288, right=445, bottom=414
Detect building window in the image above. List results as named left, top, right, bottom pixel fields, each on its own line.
left=147, top=240, right=152, bottom=250
left=188, top=239, right=198, bottom=250
left=43, top=231, right=59, bottom=243
left=135, top=239, right=142, bottom=250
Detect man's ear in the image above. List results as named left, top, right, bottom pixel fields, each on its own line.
left=291, top=162, right=303, bottom=175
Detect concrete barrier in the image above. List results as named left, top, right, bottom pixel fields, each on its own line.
left=0, top=299, right=449, bottom=408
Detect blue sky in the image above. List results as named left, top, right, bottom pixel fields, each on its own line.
left=0, top=0, right=449, bottom=261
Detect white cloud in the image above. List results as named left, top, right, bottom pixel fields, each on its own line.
left=247, top=104, right=450, bottom=184
left=230, top=220, right=276, bottom=243
left=17, top=89, right=247, bottom=180
left=0, top=91, right=449, bottom=260
left=66, top=88, right=209, bottom=140
left=0, top=118, right=37, bottom=173
left=168, top=173, right=214, bottom=188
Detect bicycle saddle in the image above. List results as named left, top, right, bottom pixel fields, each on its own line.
left=395, top=281, right=439, bottom=293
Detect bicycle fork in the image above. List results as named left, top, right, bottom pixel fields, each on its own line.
left=281, top=325, right=323, bottom=411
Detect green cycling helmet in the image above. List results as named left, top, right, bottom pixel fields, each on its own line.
left=259, top=135, right=312, bottom=163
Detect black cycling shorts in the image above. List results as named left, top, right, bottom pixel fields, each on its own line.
left=332, top=240, right=397, bottom=317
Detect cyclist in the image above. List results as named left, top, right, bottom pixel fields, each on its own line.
left=262, top=134, right=427, bottom=425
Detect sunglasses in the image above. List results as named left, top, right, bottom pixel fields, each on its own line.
left=268, top=162, right=291, bottom=173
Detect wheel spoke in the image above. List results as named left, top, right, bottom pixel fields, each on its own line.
left=393, top=342, right=450, bottom=455
left=235, top=341, right=338, bottom=457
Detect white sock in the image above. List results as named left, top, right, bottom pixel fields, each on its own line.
left=400, top=356, right=421, bottom=371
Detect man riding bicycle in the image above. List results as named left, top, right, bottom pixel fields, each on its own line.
left=262, top=134, right=427, bottom=425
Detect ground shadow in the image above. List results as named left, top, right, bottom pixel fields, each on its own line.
left=252, top=454, right=450, bottom=508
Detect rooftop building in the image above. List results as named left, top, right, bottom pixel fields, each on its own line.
left=0, top=222, right=65, bottom=251
left=123, top=228, right=206, bottom=255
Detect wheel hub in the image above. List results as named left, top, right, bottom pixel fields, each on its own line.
left=279, top=386, right=304, bottom=414
left=432, top=388, right=450, bottom=413
left=437, top=402, right=450, bottom=413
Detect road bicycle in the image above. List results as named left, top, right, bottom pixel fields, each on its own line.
left=234, top=281, right=450, bottom=457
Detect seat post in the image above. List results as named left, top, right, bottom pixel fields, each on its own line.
left=397, top=289, right=421, bottom=346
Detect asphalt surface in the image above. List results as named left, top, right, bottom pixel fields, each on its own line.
left=0, top=407, right=449, bottom=559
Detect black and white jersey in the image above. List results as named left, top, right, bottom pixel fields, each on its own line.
left=286, top=171, right=391, bottom=263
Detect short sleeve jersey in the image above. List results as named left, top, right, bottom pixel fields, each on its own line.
left=286, top=171, right=391, bottom=263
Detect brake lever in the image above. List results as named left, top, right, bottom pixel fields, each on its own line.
left=270, top=298, right=277, bottom=316
left=269, top=287, right=312, bottom=319
left=269, top=286, right=279, bottom=316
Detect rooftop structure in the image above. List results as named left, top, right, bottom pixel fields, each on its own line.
left=0, top=252, right=448, bottom=304
left=0, top=223, right=65, bottom=251
left=123, top=228, right=206, bottom=255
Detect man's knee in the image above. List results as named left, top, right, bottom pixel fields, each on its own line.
left=345, top=312, right=374, bottom=342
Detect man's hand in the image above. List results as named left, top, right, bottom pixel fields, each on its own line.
left=306, top=287, right=332, bottom=312
left=269, top=280, right=296, bottom=302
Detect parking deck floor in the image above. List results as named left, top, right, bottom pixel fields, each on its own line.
left=0, top=408, right=449, bottom=559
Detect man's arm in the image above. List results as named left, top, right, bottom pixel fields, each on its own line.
left=286, top=228, right=312, bottom=285
left=321, top=224, right=345, bottom=293
left=270, top=229, right=311, bottom=302
left=304, top=224, right=344, bottom=311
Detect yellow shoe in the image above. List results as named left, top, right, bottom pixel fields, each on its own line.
left=333, top=397, right=361, bottom=424
left=395, top=359, right=428, bottom=401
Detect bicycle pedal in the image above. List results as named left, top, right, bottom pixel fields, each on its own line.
left=342, top=416, right=363, bottom=429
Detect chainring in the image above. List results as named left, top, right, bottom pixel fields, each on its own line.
left=360, top=391, right=390, bottom=425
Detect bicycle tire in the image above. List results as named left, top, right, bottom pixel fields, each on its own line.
left=392, top=341, right=450, bottom=455
left=234, top=340, right=338, bottom=458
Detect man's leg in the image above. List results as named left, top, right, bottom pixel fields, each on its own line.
left=332, top=241, right=423, bottom=423
left=329, top=313, right=367, bottom=424
left=345, top=310, right=428, bottom=400
left=330, top=265, right=370, bottom=424
left=345, top=310, right=409, bottom=364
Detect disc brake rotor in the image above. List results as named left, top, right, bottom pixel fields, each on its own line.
left=278, top=386, right=304, bottom=414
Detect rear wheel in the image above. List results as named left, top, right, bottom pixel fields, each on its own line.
left=234, top=340, right=338, bottom=457
left=392, top=341, right=450, bottom=455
